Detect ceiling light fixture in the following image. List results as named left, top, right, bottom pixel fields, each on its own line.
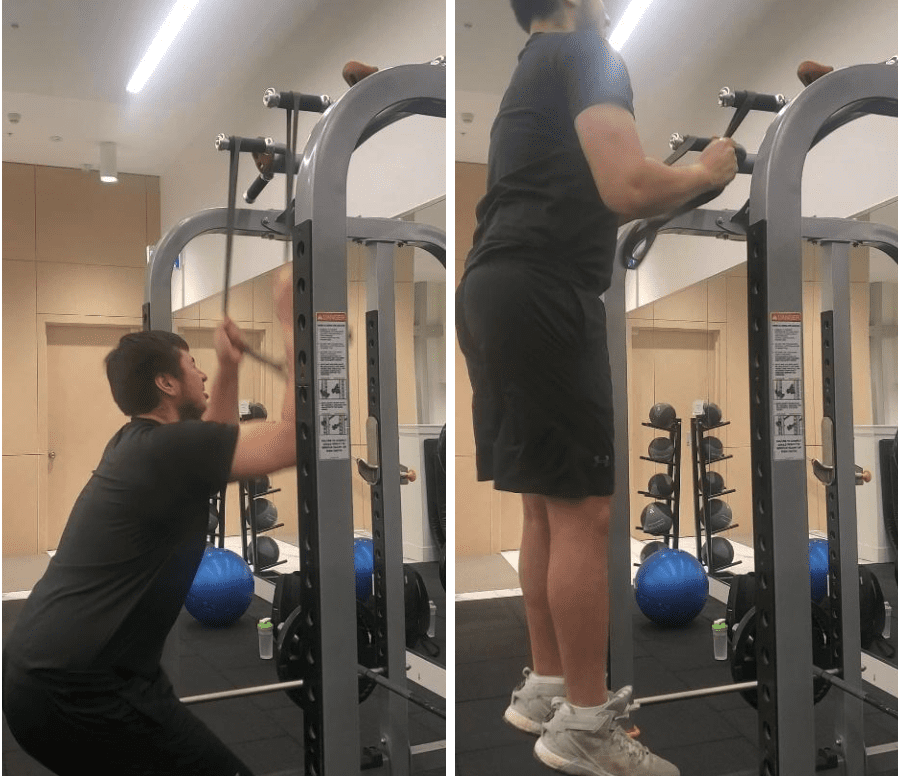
left=608, top=0, right=655, bottom=51
left=100, top=142, right=118, bottom=183
left=126, top=0, right=201, bottom=94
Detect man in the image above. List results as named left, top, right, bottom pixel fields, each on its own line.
left=3, top=270, right=297, bottom=776
left=456, top=1, right=738, bottom=774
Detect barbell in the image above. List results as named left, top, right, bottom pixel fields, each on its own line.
left=627, top=607, right=898, bottom=722
left=179, top=600, right=446, bottom=720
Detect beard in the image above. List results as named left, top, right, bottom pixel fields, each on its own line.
left=177, top=398, right=205, bottom=421
left=575, top=1, right=606, bottom=35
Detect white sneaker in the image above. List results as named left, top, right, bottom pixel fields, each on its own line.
left=534, top=690, right=679, bottom=776
left=503, top=667, right=566, bottom=735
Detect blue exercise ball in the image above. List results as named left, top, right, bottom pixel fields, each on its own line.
left=634, top=549, right=708, bottom=627
left=185, top=546, right=254, bottom=627
left=809, top=538, right=829, bottom=602
left=354, top=537, right=374, bottom=600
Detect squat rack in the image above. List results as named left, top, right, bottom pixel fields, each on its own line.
left=145, top=59, right=446, bottom=776
left=608, top=60, right=898, bottom=776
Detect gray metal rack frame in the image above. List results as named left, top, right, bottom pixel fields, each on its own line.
left=611, top=60, right=898, bottom=775
left=145, top=60, right=446, bottom=776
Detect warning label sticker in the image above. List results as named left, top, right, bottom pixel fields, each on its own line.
left=770, top=313, right=805, bottom=460
left=315, top=313, right=350, bottom=460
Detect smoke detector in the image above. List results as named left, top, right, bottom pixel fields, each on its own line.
left=8, top=112, right=21, bottom=124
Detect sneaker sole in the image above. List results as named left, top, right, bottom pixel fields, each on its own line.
left=533, top=737, right=613, bottom=776
left=503, top=706, right=544, bottom=735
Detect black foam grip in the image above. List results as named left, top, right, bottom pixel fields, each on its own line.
left=271, top=91, right=329, bottom=113
left=244, top=174, right=272, bottom=204
left=729, top=90, right=784, bottom=112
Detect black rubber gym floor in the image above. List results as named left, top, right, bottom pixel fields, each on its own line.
left=2, top=561, right=445, bottom=776
left=456, top=571, right=898, bottom=776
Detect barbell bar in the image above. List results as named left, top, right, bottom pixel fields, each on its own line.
left=627, top=669, right=898, bottom=721
left=180, top=665, right=446, bottom=720
left=629, top=681, right=758, bottom=710
left=182, top=679, right=306, bottom=706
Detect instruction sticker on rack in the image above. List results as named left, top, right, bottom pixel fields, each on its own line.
left=315, top=312, right=350, bottom=460
left=770, top=313, right=805, bottom=461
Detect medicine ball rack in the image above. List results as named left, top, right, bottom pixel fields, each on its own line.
left=608, top=58, right=898, bottom=775
left=144, top=58, right=446, bottom=776
left=690, top=414, right=741, bottom=574
left=636, top=415, right=684, bottom=549
left=239, top=476, right=285, bottom=574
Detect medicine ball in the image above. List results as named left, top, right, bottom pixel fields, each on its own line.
left=701, top=537, right=735, bottom=568
left=354, top=537, right=375, bottom=600
left=246, top=497, right=278, bottom=531
left=639, top=541, right=668, bottom=564
left=186, top=547, right=254, bottom=627
left=647, top=473, right=674, bottom=498
left=634, top=549, right=708, bottom=627
left=208, top=506, right=220, bottom=537
left=248, top=536, right=280, bottom=569
left=648, top=437, right=675, bottom=463
left=701, top=437, right=724, bottom=461
left=640, top=502, right=673, bottom=536
left=699, top=499, right=733, bottom=531
left=809, top=538, right=829, bottom=602
left=649, top=403, right=677, bottom=430
left=702, top=471, right=725, bottom=496
left=702, top=402, right=723, bottom=427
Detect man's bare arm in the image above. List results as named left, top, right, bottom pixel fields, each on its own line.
left=575, top=104, right=738, bottom=222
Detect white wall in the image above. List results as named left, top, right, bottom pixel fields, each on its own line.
left=161, top=0, right=446, bottom=310
left=626, top=0, right=898, bottom=309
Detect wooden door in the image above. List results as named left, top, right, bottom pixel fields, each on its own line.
left=46, top=323, right=140, bottom=550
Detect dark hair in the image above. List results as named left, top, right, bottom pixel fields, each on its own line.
left=510, top=0, right=561, bottom=32
left=105, top=330, right=189, bottom=416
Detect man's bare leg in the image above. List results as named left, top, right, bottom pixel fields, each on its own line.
left=545, top=495, right=611, bottom=708
left=519, top=494, right=562, bottom=677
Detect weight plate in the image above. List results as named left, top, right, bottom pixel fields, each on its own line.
left=730, top=605, right=833, bottom=709
left=276, top=600, right=380, bottom=708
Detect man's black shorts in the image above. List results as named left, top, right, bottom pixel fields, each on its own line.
left=2, top=658, right=254, bottom=776
left=456, top=258, right=615, bottom=499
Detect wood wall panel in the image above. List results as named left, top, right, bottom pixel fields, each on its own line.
left=3, top=455, right=40, bottom=556
left=3, top=260, right=39, bottom=454
left=2, top=163, right=36, bottom=261
left=35, top=168, right=149, bottom=268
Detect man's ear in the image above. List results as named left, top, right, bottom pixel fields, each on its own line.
left=155, top=373, right=178, bottom=398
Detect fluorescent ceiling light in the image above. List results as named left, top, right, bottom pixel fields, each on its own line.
left=608, top=0, right=655, bottom=51
left=126, top=0, right=201, bottom=94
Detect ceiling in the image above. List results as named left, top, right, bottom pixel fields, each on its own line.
left=2, top=0, right=318, bottom=176
left=2, top=0, right=449, bottom=283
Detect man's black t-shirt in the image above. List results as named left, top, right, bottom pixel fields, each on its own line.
left=4, top=418, right=239, bottom=682
left=465, top=30, right=634, bottom=295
